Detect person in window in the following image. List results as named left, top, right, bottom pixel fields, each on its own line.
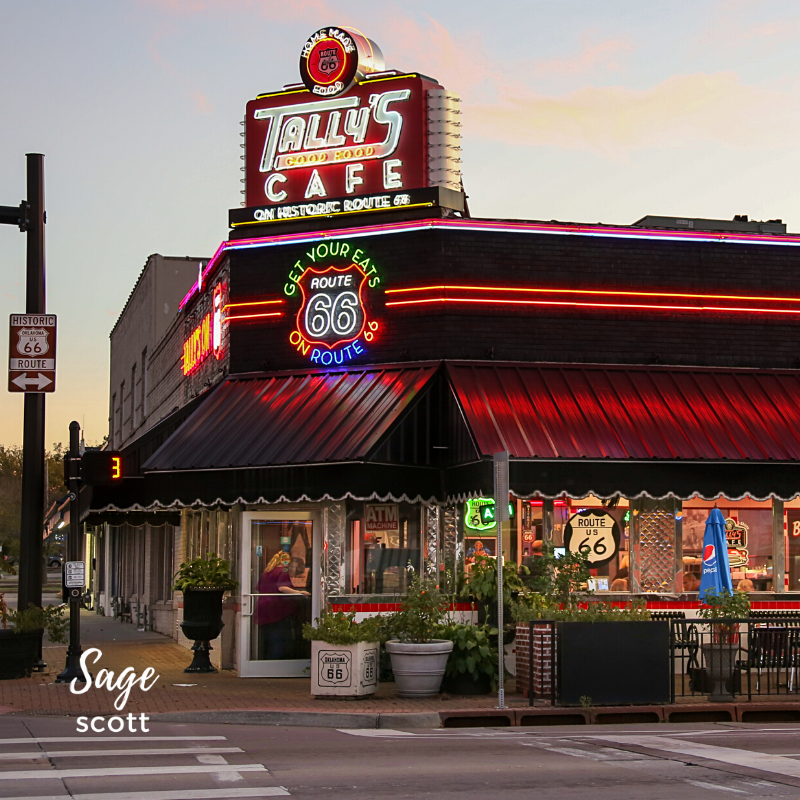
left=683, top=572, right=700, bottom=592
left=255, top=552, right=309, bottom=660
left=736, top=578, right=754, bottom=593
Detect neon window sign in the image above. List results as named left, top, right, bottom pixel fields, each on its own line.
left=286, top=240, right=380, bottom=365
left=464, top=498, right=514, bottom=531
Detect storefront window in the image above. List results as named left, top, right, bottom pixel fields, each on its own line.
left=682, top=498, right=775, bottom=592
left=345, top=502, right=421, bottom=595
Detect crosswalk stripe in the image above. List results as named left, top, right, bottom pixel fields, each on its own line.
left=0, top=736, right=227, bottom=745
left=0, top=746, right=243, bottom=760
left=0, top=764, right=267, bottom=781
left=0, top=789, right=290, bottom=800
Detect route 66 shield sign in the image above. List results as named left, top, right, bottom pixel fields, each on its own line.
left=17, top=327, right=50, bottom=356
left=564, top=510, right=620, bottom=567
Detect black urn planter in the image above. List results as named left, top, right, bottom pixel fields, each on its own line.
left=180, top=588, right=225, bottom=673
left=442, top=670, right=493, bottom=696
left=0, top=629, right=43, bottom=679
left=557, top=621, right=670, bottom=706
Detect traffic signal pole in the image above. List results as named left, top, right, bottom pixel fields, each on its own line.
left=56, top=421, right=88, bottom=684
left=0, top=154, right=46, bottom=613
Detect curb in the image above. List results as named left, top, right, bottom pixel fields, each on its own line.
left=149, top=710, right=442, bottom=729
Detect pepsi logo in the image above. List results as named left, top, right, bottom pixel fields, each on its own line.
left=703, top=544, right=717, bottom=567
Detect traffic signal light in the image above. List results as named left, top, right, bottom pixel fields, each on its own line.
left=80, top=451, right=122, bottom=485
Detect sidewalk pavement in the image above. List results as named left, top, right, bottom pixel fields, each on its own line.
left=3, top=612, right=800, bottom=729
left=0, top=611, right=518, bottom=722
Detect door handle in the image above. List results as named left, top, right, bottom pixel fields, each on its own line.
left=242, top=595, right=253, bottom=617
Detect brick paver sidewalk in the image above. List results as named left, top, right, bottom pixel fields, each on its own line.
left=0, top=624, right=521, bottom=717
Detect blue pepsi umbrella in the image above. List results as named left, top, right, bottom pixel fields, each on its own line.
left=698, top=507, right=734, bottom=600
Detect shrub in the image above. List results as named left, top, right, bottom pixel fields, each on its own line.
left=173, top=554, right=238, bottom=591
left=302, top=611, right=381, bottom=645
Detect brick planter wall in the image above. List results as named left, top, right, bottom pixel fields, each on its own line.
left=515, top=622, right=556, bottom=699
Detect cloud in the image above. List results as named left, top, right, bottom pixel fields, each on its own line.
left=464, top=71, right=800, bottom=153
left=140, top=0, right=338, bottom=23
left=147, top=24, right=215, bottom=114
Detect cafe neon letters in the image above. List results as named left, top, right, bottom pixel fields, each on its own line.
left=286, top=240, right=380, bottom=365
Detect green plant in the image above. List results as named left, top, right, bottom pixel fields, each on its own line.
left=511, top=598, right=651, bottom=623
left=697, top=589, right=751, bottom=620
left=390, top=572, right=448, bottom=643
left=0, top=558, right=14, bottom=576
left=173, top=554, right=238, bottom=591
left=0, top=602, right=67, bottom=643
left=438, top=622, right=499, bottom=690
left=579, top=695, right=594, bottom=711
left=462, top=554, right=528, bottom=607
left=302, top=611, right=381, bottom=645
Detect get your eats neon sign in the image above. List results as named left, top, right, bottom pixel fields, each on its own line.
left=286, top=240, right=380, bottom=365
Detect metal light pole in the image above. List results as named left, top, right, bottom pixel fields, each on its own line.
left=56, top=421, right=89, bottom=683
left=493, top=451, right=510, bottom=710
left=1, top=154, right=47, bottom=613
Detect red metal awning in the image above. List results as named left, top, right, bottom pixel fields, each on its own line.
left=447, top=363, right=800, bottom=461
left=143, top=364, right=438, bottom=471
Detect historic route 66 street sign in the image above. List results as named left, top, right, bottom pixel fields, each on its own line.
left=8, top=314, right=57, bottom=392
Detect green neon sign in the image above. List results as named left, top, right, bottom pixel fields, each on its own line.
left=464, top=499, right=515, bottom=532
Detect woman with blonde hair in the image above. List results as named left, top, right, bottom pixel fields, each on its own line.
left=254, top=551, right=309, bottom=660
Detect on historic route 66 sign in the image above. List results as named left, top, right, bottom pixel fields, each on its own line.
left=564, top=510, right=620, bottom=567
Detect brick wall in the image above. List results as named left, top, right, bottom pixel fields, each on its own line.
left=515, top=622, right=557, bottom=699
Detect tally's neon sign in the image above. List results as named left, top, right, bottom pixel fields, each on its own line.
left=245, top=74, right=433, bottom=207
left=286, top=240, right=380, bottom=365
left=182, top=284, right=226, bottom=375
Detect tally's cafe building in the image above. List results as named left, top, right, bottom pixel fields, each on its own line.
left=82, top=25, right=800, bottom=676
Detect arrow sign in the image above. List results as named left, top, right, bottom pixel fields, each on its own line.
left=12, top=372, right=52, bottom=390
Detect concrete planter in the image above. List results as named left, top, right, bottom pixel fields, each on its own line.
left=311, top=641, right=380, bottom=698
left=386, top=639, right=454, bottom=697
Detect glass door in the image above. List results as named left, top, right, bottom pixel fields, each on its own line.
left=239, top=511, right=320, bottom=677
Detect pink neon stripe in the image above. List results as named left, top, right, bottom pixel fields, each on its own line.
left=179, top=219, right=800, bottom=310
left=384, top=296, right=800, bottom=316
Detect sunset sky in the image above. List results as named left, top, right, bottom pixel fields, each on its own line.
left=1, top=0, right=799, bottom=446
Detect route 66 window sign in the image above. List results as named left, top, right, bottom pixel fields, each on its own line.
left=564, top=510, right=620, bottom=567
left=318, top=650, right=352, bottom=687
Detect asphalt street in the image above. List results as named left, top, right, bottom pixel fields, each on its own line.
left=4, top=717, right=800, bottom=799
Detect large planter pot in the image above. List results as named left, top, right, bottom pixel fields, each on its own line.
left=701, top=642, right=738, bottom=702
left=385, top=639, right=454, bottom=697
left=180, top=588, right=226, bottom=673
left=311, top=641, right=379, bottom=698
left=557, top=621, right=670, bottom=706
left=0, top=629, right=43, bottom=679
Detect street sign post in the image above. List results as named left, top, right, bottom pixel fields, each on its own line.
left=493, top=451, right=510, bottom=710
left=8, top=313, right=56, bottom=392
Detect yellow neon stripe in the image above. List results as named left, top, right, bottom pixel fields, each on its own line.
left=231, top=202, right=434, bottom=226
left=255, top=88, right=309, bottom=100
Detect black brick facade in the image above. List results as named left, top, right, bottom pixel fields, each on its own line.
left=222, top=225, right=800, bottom=374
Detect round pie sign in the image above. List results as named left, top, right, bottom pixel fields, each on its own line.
left=564, top=510, right=620, bottom=567
left=300, top=27, right=360, bottom=97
